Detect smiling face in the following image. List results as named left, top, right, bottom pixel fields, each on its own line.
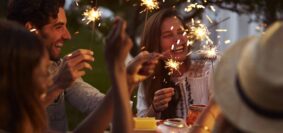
left=38, top=8, right=71, bottom=61
left=160, top=16, right=189, bottom=62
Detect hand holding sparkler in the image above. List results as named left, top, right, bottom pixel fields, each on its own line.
left=105, top=17, right=134, bottom=133
left=53, top=49, right=95, bottom=90
left=151, top=87, right=175, bottom=113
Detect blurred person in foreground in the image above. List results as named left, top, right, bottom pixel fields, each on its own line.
left=191, top=21, right=283, bottom=133
left=7, top=0, right=160, bottom=132
left=0, top=18, right=145, bottom=133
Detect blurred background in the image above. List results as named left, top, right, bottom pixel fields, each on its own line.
left=1, top=0, right=283, bottom=130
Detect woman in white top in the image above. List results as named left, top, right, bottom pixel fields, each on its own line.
left=137, top=8, right=213, bottom=119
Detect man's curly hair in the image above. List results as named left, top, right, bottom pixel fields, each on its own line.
left=7, top=0, right=65, bottom=29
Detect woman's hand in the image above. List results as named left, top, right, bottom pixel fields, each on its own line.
left=152, top=87, right=175, bottom=112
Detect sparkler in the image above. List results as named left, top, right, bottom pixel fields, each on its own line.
left=82, top=7, right=102, bottom=50
left=184, top=3, right=205, bottom=13
left=82, top=7, right=102, bottom=25
left=141, top=0, right=159, bottom=12
left=140, top=0, right=159, bottom=51
left=164, top=59, right=183, bottom=75
left=204, top=47, right=217, bottom=58
left=187, top=20, right=211, bottom=43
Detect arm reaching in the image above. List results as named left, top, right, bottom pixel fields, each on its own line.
left=73, top=17, right=133, bottom=133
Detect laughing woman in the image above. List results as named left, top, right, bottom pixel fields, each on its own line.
left=137, top=8, right=214, bottom=119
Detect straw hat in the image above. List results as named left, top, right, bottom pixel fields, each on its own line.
left=213, top=21, right=283, bottom=133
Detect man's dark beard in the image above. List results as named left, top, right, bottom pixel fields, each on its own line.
left=47, top=46, right=61, bottom=62
left=39, top=31, right=61, bottom=62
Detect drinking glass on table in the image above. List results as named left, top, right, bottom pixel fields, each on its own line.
left=186, top=104, right=207, bottom=126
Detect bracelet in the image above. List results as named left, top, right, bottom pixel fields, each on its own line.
left=151, top=104, right=159, bottom=113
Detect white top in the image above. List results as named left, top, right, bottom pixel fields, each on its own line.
left=137, top=61, right=214, bottom=119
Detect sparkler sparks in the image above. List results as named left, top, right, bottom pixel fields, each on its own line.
left=141, top=0, right=159, bottom=11
left=184, top=3, right=205, bottom=12
left=204, top=47, right=217, bottom=58
left=165, top=59, right=183, bottom=75
left=224, top=40, right=231, bottom=44
left=82, top=8, right=102, bottom=25
left=210, top=5, right=216, bottom=12
left=193, top=45, right=217, bottom=60
left=74, top=0, right=79, bottom=6
left=206, top=15, right=213, bottom=24
left=216, top=29, right=228, bottom=32
left=188, top=21, right=211, bottom=42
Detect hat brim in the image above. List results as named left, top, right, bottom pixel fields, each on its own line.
left=213, top=37, right=283, bottom=133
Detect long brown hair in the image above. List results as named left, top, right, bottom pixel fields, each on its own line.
left=140, top=8, right=187, bottom=118
left=0, top=20, right=47, bottom=133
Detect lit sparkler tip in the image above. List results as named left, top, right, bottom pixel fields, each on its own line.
left=82, top=7, right=102, bottom=25
left=165, top=59, right=183, bottom=74
left=141, top=0, right=159, bottom=11
left=205, top=47, right=217, bottom=58
left=194, top=24, right=210, bottom=40
left=187, top=20, right=212, bottom=43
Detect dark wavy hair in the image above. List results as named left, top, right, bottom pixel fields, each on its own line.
left=140, top=8, right=187, bottom=119
left=7, top=0, right=65, bottom=29
left=0, top=20, right=47, bottom=133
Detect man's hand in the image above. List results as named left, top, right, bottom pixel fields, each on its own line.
left=53, top=49, right=94, bottom=89
left=126, top=51, right=161, bottom=89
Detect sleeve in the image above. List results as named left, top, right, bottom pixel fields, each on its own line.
left=64, top=77, right=105, bottom=114
left=208, top=55, right=221, bottom=99
left=208, top=64, right=214, bottom=99
left=136, top=83, right=150, bottom=117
